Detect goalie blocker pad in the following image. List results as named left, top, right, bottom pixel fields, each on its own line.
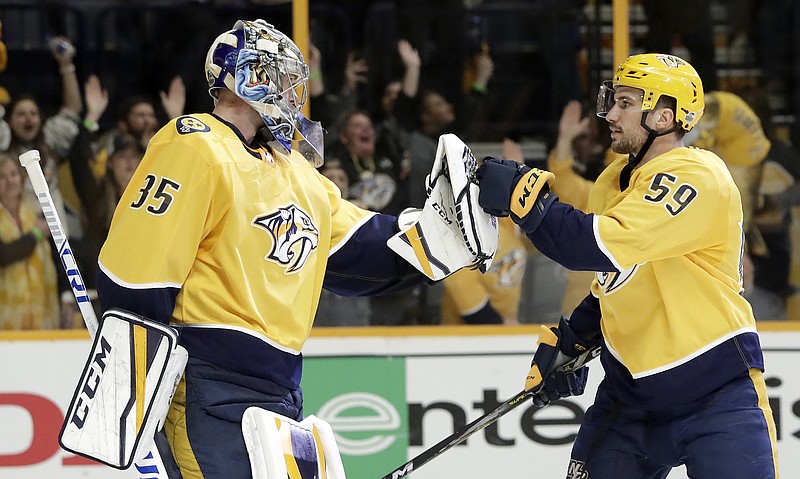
left=59, top=308, right=188, bottom=469
left=242, top=407, right=347, bottom=479
left=388, top=133, right=498, bottom=281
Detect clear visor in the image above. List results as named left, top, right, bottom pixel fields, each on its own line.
left=295, top=113, right=324, bottom=167
left=596, top=80, right=615, bottom=118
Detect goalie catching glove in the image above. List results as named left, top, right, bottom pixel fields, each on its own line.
left=388, top=134, right=498, bottom=281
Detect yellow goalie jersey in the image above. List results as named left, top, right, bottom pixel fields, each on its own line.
left=97, top=114, right=422, bottom=389
left=529, top=147, right=764, bottom=408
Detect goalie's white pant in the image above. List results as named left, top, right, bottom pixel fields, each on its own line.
left=242, top=408, right=346, bottom=479
left=163, top=357, right=304, bottom=479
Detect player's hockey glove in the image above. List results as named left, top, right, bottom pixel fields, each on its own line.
left=525, top=316, right=596, bottom=408
left=476, top=157, right=558, bottom=233
left=388, top=134, right=498, bottom=281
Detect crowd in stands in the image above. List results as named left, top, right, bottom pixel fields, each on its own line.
left=2, top=0, right=800, bottom=330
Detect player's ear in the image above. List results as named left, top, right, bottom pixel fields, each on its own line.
left=655, top=106, right=676, bottom=130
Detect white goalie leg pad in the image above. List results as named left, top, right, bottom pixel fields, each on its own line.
left=242, top=407, right=347, bottom=479
left=59, top=308, right=188, bottom=469
left=388, top=133, right=498, bottom=280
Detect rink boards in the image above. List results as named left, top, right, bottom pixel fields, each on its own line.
left=0, top=323, right=797, bottom=478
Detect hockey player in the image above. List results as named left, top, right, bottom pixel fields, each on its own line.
left=477, top=53, right=779, bottom=478
left=93, top=19, right=494, bottom=478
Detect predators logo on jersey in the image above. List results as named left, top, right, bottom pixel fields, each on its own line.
left=176, top=116, right=211, bottom=134
left=488, top=248, right=527, bottom=287
left=253, top=204, right=320, bottom=274
left=596, top=264, right=639, bottom=295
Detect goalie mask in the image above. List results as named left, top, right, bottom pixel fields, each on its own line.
left=205, top=19, right=324, bottom=166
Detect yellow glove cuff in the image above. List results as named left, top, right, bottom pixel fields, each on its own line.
left=524, top=326, right=559, bottom=391
left=510, top=168, right=555, bottom=218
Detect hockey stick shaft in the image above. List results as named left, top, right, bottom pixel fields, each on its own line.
left=19, top=150, right=99, bottom=337
left=19, top=149, right=169, bottom=479
left=380, top=346, right=601, bottom=479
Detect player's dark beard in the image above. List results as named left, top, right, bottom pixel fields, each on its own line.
left=612, top=128, right=647, bottom=155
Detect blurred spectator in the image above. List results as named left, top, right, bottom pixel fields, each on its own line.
left=0, top=20, right=9, bottom=107
left=325, top=109, right=418, bottom=325
left=89, top=77, right=184, bottom=186
left=440, top=216, right=529, bottom=324
left=0, top=20, right=9, bottom=147
left=308, top=43, right=364, bottom=135
left=1, top=36, right=86, bottom=320
left=4, top=94, right=76, bottom=239
left=739, top=87, right=800, bottom=318
left=326, top=109, right=410, bottom=215
left=110, top=80, right=184, bottom=149
left=549, top=101, right=614, bottom=182
left=0, top=154, right=59, bottom=330
left=313, top=41, right=424, bottom=327
left=2, top=36, right=82, bottom=238
left=380, top=47, right=493, bottom=325
left=318, top=159, right=350, bottom=198
left=314, top=159, right=372, bottom=327
left=159, top=76, right=187, bottom=123
left=399, top=49, right=494, bottom=208
left=69, top=75, right=145, bottom=288
left=440, top=138, right=533, bottom=325
left=376, top=40, right=421, bottom=126
left=395, top=0, right=468, bottom=109
left=310, top=38, right=420, bottom=144
left=747, top=156, right=795, bottom=320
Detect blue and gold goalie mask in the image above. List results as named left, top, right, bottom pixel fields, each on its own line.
left=205, top=19, right=324, bottom=166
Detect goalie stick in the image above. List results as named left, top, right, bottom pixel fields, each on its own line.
left=379, top=345, right=601, bottom=479
left=18, top=149, right=171, bottom=479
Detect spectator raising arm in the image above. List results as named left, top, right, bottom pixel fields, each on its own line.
left=159, top=76, right=186, bottom=121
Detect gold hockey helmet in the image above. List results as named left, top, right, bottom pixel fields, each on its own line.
left=597, top=53, right=704, bottom=131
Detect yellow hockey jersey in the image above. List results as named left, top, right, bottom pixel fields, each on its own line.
left=98, top=114, right=422, bottom=389
left=693, top=91, right=771, bottom=230
left=528, top=147, right=764, bottom=408
left=590, top=149, right=756, bottom=374
left=693, top=91, right=770, bottom=169
left=440, top=217, right=530, bottom=324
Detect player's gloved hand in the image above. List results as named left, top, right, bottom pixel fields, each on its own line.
left=524, top=317, right=595, bottom=407
left=476, top=157, right=558, bottom=233
left=532, top=366, right=589, bottom=408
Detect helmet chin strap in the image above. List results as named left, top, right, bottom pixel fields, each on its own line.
left=620, top=111, right=680, bottom=190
